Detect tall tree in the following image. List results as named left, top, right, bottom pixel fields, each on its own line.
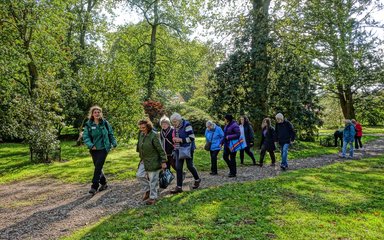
left=125, top=0, right=203, bottom=100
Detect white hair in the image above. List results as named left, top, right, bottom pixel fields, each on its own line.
left=159, top=115, right=171, bottom=125
left=206, top=120, right=216, bottom=128
left=170, top=112, right=182, bottom=122
left=275, top=113, right=284, bottom=121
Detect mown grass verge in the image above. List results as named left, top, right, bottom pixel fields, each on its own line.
left=64, top=156, right=384, bottom=240
left=0, top=136, right=379, bottom=184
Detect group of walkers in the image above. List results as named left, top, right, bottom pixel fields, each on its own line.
left=85, top=105, right=368, bottom=206
left=334, top=119, right=364, bottom=159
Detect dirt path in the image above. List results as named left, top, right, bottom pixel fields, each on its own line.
left=1, top=138, right=384, bottom=240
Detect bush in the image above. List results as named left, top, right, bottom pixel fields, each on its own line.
left=319, top=134, right=334, bottom=147
left=166, top=104, right=213, bottom=134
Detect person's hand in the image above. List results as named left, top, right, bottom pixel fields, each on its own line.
left=91, top=146, right=96, bottom=150
left=250, top=142, right=254, bottom=147
left=173, top=137, right=182, bottom=143
left=161, top=162, right=167, bottom=169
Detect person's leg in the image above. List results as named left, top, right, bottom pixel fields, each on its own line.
left=223, top=147, right=232, bottom=172
left=269, top=150, right=276, bottom=166
left=342, top=140, right=347, bottom=157
left=239, top=149, right=245, bottom=164
left=186, top=152, right=199, bottom=180
left=349, top=142, right=354, bottom=158
left=90, top=150, right=106, bottom=190
left=147, top=169, right=161, bottom=200
left=136, top=162, right=150, bottom=193
left=175, top=151, right=185, bottom=187
left=210, top=150, right=219, bottom=174
left=244, top=146, right=256, bottom=164
left=354, top=136, right=359, bottom=149
left=358, top=137, right=363, bottom=148
left=229, top=151, right=237, bottom=176
left=280, top=144, right=289, bottom=168
left=259, top=145, right=267, bottom=166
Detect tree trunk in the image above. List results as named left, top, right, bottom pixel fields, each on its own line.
left=250, top=0, right=271, bottom=140
left=337, top=84, right=355, bottom=119
left=146, top=0, right=159, bottom=100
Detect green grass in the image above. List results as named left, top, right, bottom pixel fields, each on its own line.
left=319, top=126, right=384, bottom=135
left=64, top=156, right=384, bottom=240
left=0, top=136, right=379, bottom=184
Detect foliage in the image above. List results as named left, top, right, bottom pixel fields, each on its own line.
left=143, top=100, right=166, bottom=125
left=354, top=90, right=384, bottom=126
left=166, top=104, right=213, bottom=134
left=187, top=96, right=212, bottom=112
left=268, top=46, right=323, bottom=141
left=66, top=156, right=384, bottom=240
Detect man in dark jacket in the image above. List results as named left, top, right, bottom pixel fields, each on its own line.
left=274, top=113, right=295, bottom=171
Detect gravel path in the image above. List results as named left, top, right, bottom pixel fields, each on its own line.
left=1, top=138, right=383, bottom=240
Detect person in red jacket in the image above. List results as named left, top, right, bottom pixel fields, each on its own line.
left=352, top=119, right=363, bottom=150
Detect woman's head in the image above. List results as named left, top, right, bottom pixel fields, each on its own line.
left=206, top=120, right=216, bottom=130
left=224, top=114, right=233, bottom=124
left=344, top=119, right=351, bottom=125
left=138, top=119, right=153, bottom=134
left=275, top=113, right=284, bottom=123
left=88, top=105, right=103, bottom=121
left=159, top=115, right=171, bottom=129
left=262, top=118, right=271, bottom=128
left=170, top=112, right=182, bottom=127
left=240, top=115, right=249, bottom=125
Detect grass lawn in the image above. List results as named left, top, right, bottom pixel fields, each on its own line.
left=64, top=156, right=384, bottom=240
left=0, top=136, right=379, bottom=184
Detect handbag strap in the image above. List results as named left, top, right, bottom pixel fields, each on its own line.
left=209, top=127, right=215, bottom=143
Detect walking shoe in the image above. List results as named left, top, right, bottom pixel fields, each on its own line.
left=99, top=184, right=108, bottom=191
left=280, top=166, right=287, bottom=171
left=228, top=174, right=236, bottom=178
left=192, top=179, right=201, bottom=189
left=146, top=199, right=156, bottom=205
left=209, top=172, right=218, bottom=175
left=170, top=186, right=183, bottom=194
left=270, top=163, right=276, bottom=167
left=89, top=188, right=97, bottom=195
left=142, top=191, right=150, bottom=201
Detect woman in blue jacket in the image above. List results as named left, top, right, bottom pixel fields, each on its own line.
left=205, top=120, right=224, bottom=175
left=342, top=119, right=356, bottom=158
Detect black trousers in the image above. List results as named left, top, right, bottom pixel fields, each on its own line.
left=210, top=150, right=220, bottom=174
left=175, top=151, right=199, bottom=187
left=223, top=146, right=237, bottom=175
left=259, top=145, right=276, bottom=166
left=334, top=132, right=343, bottom=147
left=355, top=136, right=363, bottom=149
left=240, top=146, right=256, bottom=164
left=90, top=149, right=108, bottom=190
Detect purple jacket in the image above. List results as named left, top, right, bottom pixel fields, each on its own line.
left=222, top=120, right=241, bottom=147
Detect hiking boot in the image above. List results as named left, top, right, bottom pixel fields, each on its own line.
left=192, top=179, right=201, bottom=189
left=89, top=188, right=97, bottom=195
left=146, top=199, right=156, bottom=205
left=99, top=184, right=108, bottom=191
left=170, top=186, right=183, bottom=194
left=142, top=191, right=150, bottom=201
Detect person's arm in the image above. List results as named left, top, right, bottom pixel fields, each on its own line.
left=153, top=135, right=167, bottom=168
left=106, top=121, right=117, bottom=148
left=226, top=125, right=241, bottom=140
left=288, top=122, right=295, bottom=142
left=249, top=125, right=255, bottom=146
left=182, top=123, right=195, bottom=143
left=82, top=124, right=94, bottom=149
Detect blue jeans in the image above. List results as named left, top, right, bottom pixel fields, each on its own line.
left=342, top=141, right=354, bottom=157
left=280, top=144, right=290, bottom=168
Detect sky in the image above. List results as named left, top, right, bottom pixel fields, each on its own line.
left=107, top=1, right=384, bottom=42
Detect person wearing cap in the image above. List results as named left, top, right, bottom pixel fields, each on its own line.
left=274, top=113, right=295, bottom=171
left=221, top=114, right=241, bottom=177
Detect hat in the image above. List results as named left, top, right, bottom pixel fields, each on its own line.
left=224, top=114, right=233, bottom=122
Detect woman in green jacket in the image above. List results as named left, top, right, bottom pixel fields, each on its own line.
left=136, top=119, right=167, bottom=205
left=83, top=106, right=117, bottom=195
